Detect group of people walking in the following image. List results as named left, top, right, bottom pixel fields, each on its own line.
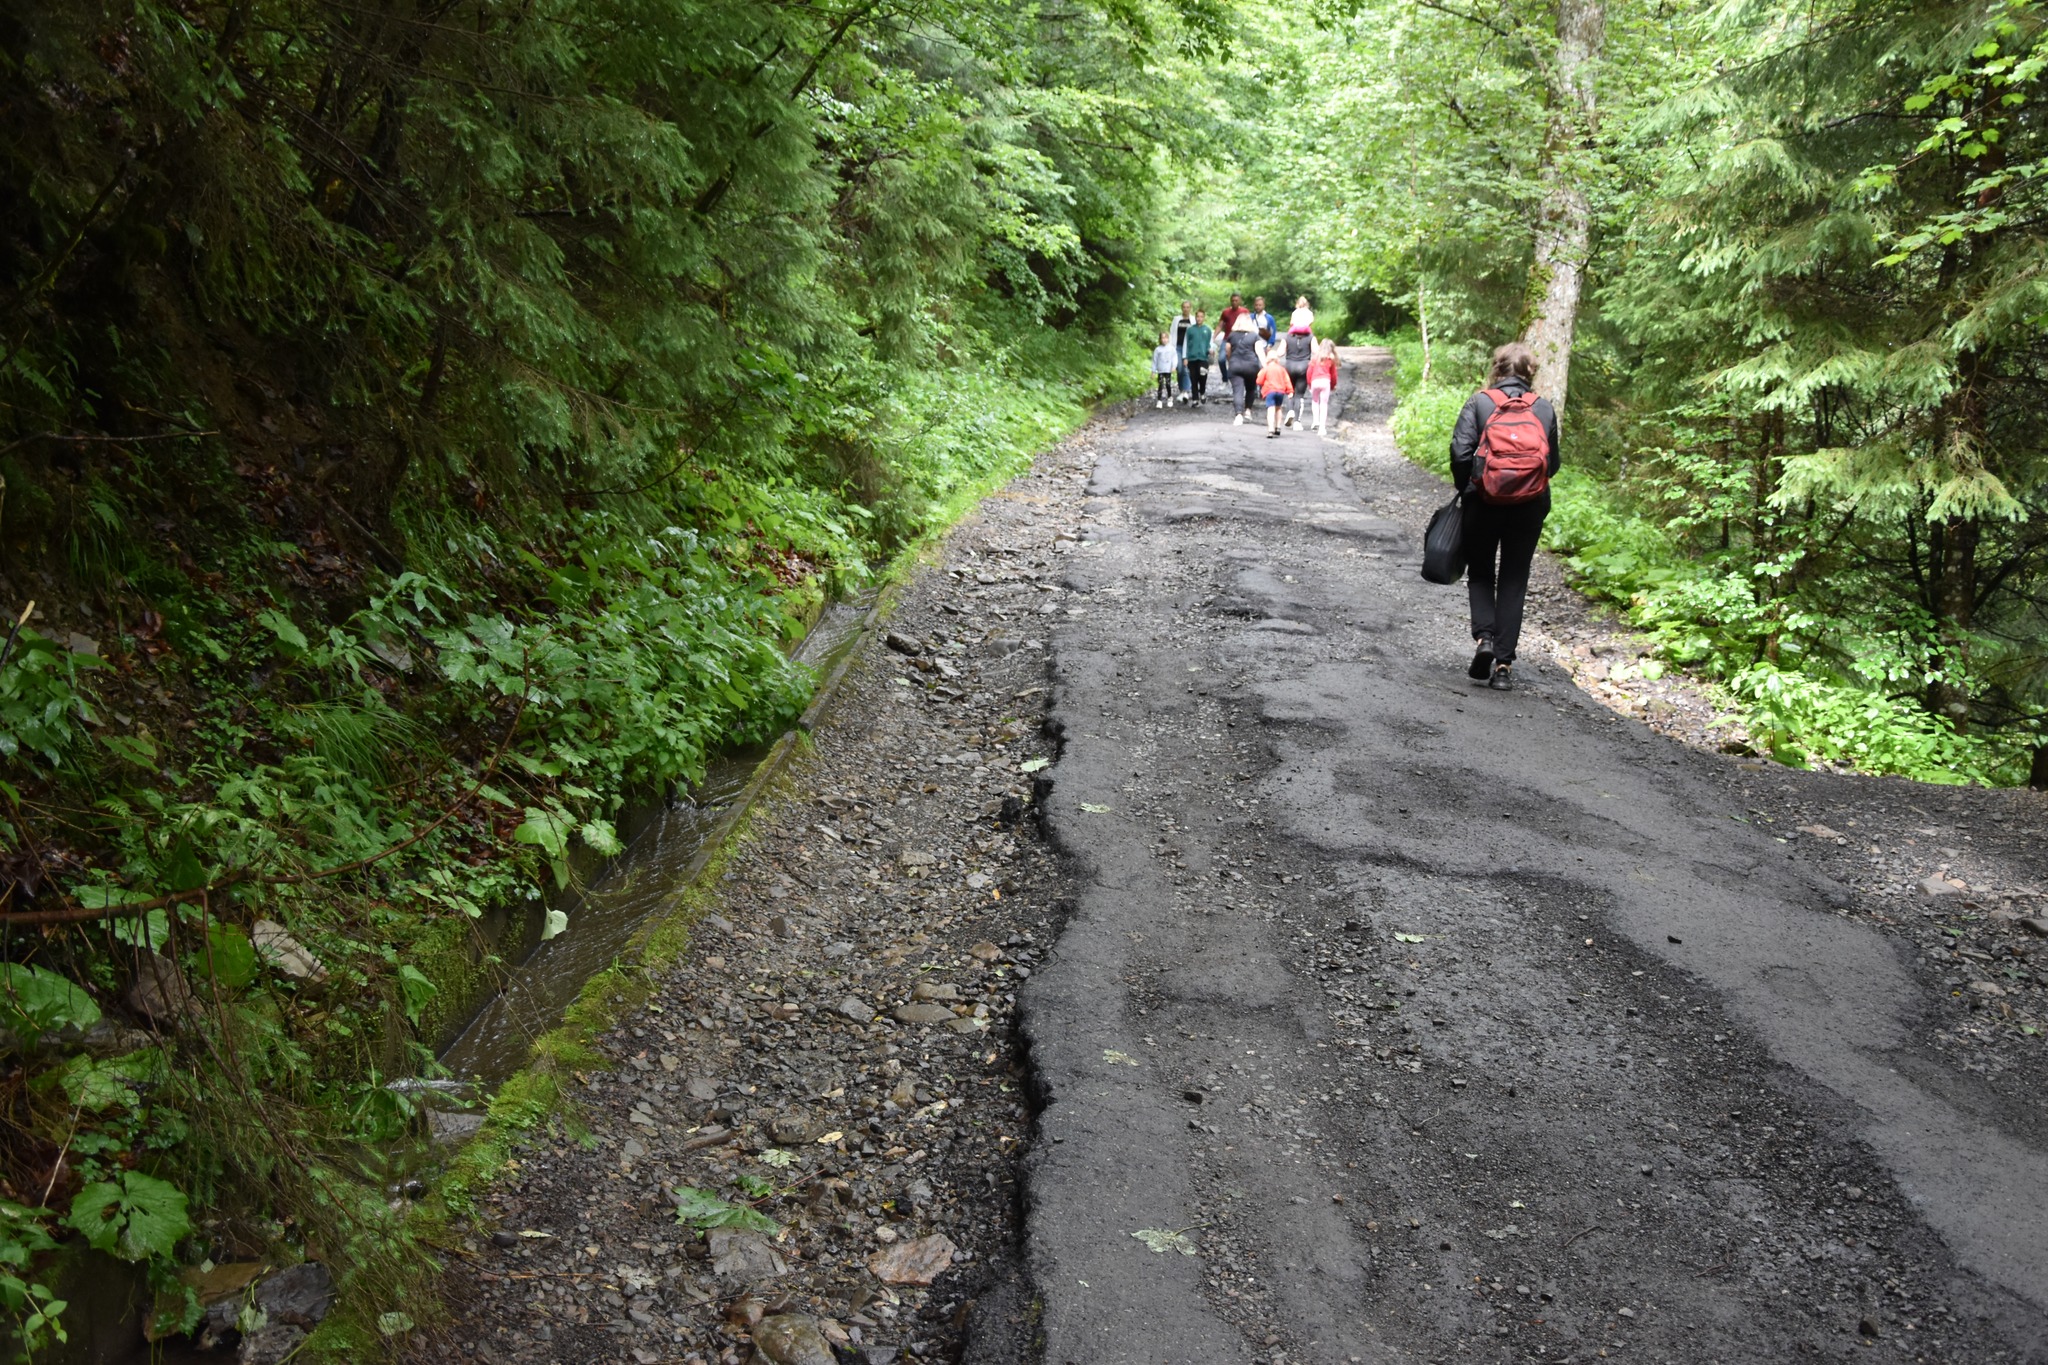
left=1151, top=293, right=1339, bottom=437
left=1153, top=300, right=1560, bottom=693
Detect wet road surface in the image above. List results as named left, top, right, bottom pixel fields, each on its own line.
left=1013, top=351, right=2048, bottom=1365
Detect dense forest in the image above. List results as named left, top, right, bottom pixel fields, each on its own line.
left=1275, top=0, right=2048, bottom=786
left=1, top=0, right=2044, bottom=1356
left=0, top=0, right=1216, bottom=1353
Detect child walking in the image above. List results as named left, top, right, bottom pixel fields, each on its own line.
left=1151, top=332, right=1177, bottom=408
left=1305, top=340, right=1338, bottom=432
left=1256, top=350, right=1294, bottom=438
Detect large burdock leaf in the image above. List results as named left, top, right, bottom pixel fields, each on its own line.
left=68, top=1172, right=190, bottom=1262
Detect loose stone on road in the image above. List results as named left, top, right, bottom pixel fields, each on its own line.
left=1019, top=350, right=2048, bottom=1364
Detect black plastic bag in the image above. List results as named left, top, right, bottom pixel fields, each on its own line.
left=1421, top=495, right=1466, bottom=584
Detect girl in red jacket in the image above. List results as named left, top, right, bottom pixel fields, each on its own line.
left=1305, top=341, right=1339, bottom=432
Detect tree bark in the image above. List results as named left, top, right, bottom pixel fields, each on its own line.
left=1930, top=513, right=1979, bottom=728
left=1520, top=0, right=1605, bottom=417
left=1418, top=282, right=1432, bottom=386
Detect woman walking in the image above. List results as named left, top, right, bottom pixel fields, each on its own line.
left=1223, top=313, right=1263, bottom=424
left=1449, top=342, right=1560, bottom=691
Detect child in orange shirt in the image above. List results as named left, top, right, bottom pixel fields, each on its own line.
left=1256, top=353, right=1294, bottom=438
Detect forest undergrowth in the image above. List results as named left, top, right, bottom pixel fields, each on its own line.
left=0, top=0, right=1185, bottom=1354
left=1379, top=329, right=2031, bottom=785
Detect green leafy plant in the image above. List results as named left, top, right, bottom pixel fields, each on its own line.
left=66, top=1172, right=190, bottom=1263
left=672, top=1187, right=778, bottom=1235
left=0, top=964, right=101, bottom=1039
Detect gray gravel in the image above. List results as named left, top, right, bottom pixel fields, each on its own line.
left=409, top=435, right=1098, bottom=1365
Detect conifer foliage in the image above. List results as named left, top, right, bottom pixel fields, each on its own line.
left=0, top=0, right=1194, bottom=1351
left=1282, top=0, right=2048, bottom=783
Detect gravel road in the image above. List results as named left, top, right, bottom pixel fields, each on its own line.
left=1015, top=350, right=2048, bottom=1365
left=413, top=350, right=2047, bottom=1365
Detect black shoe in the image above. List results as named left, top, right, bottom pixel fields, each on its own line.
left=1488, top=661, right=1513, bottom=691
left=1467, top=637, right=1495, bottom=680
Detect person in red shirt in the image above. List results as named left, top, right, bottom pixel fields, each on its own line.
left=1217, top=293, right=1247, bottom=336
left=1304, top=341, right=1339, bottom=432
left=1215, top=294, right=1247, bottom=404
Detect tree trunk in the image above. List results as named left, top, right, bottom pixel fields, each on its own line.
left=1930, top=513, right=1979, bottom=729
left=1520, top=0, right=1606, bottom=417
left=1928, top=366, right=1985, bottom=731
left=1418, top=283, right=1432, bottom=386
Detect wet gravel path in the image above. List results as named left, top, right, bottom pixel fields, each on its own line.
left=1018, top=350, right=2048, bottom=1365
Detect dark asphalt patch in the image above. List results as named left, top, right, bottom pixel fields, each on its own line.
left=1016, top=351, right=2048, bottom=1365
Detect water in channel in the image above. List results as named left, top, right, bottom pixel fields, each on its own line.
left=434, top=597, right=872, bottom=1085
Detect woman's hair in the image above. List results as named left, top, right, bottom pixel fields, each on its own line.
left=1490, top=342, right=1538, bottom=383
left=1295, top=296, right=1310, bottom=309
left=1232, top=313, right=1257, bottom=332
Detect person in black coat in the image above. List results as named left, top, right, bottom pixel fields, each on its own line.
left=1448, top=342, right=1561, bottom=691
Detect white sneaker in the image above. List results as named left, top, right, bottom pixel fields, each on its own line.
left=1234, top=413, right=1245, bottom=425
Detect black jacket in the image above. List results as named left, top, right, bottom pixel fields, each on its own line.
left=1449, top=377, right=1561, bottom=496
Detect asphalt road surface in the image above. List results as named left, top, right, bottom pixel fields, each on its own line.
left=1010, top=352, right=2048, bottom=1365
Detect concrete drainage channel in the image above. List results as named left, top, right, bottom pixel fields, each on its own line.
left=433, top=593, right=883, bottom=1089
left=75, top=595, right=890, bottom=1365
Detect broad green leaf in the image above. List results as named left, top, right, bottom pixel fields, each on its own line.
left=112, top=908, right=171, bottom=952
left=67, top=1172, right=189, bottom=1262
left=0, top=965, right=101, bottom=1037
left=579, top=819, right=624, bottom=856
left=57, top=1052, right=162, bottom=1113
left=513, top=808, right=571, bottom=858
left=396, top=965, right=437, bottom=1023
left=1132, top=1228, right=1197, bottom=1255
left=255, top=609, right=308, bottom=653
left=202, top=924, right=258, bottom=991
left=672, top=1186, right=777, bottom=1234
left=100, top=733, right=159, bottom=768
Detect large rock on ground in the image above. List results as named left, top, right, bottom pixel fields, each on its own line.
left=751, top=1313, right=836, bottom=1365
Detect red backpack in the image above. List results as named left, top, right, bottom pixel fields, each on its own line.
left=1473, top=388, right=1551, bottom=504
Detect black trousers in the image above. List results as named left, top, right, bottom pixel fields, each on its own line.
left=1189, top=364, right=1208, bottom=400
left=1463, top=495, right=1548, bottom=663
left=1228, top=365, right=1259, bottom=413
